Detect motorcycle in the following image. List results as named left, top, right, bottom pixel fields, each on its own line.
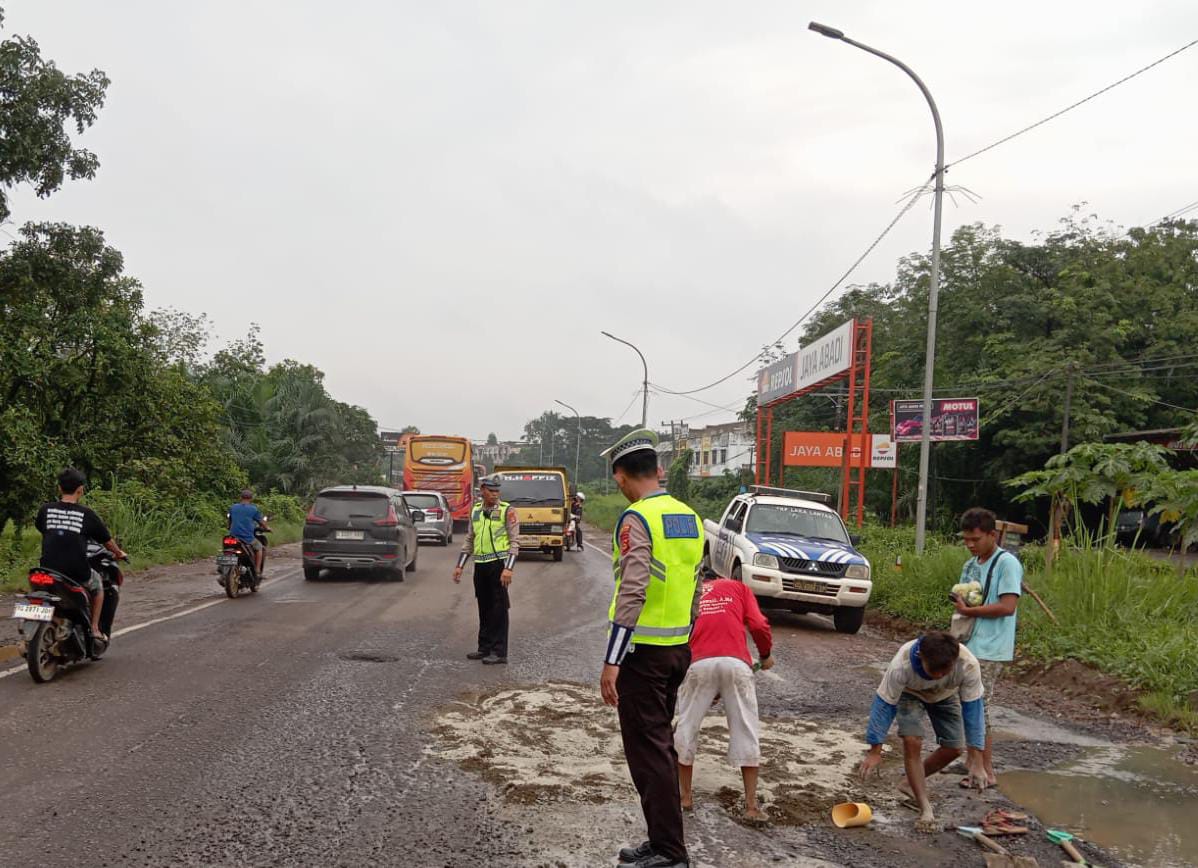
left=14, top=542, right=127, bottom=683
left=565, top=515, right=580, bottom=551
left=216, top=523, right=269, bottom=598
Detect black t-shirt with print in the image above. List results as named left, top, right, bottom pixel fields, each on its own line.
left=35, top=501, right=112, bottom=583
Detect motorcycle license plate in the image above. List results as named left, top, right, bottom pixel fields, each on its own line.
left=336, top=530, right=365, bottom=540
left=215, top=555, right=239, bottom=567
left=13, top=603, right=54, bottom=622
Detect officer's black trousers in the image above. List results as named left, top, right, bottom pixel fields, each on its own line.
left=473, top=560, right=509, bottom=657
left=617, top=643, right=691, bottom=863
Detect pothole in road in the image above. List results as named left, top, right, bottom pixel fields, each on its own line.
left=428, top=681, right=869, bottom=826
left=339, top=651, right=401, bottom=663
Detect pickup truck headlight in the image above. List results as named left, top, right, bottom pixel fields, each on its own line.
left=845, top=563, right=871, bottom=580
left=752, top=553, right=779, bottom=569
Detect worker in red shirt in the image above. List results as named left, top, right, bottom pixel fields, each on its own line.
left=673, top=568, right=774, bottom=822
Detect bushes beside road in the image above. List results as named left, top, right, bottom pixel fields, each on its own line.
left=0, top=482, right=306, bottom=593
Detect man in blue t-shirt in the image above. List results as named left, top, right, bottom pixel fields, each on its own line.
left=228, top=489, right=269, bottom=576
left=952, top=506, right=1022, bottom=788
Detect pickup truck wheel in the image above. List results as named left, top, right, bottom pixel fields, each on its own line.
left=833, top=606, right=865, bottom=634
left=303, top=565, right=320, bottom=581
left=731, top=563, right=742, bottom=581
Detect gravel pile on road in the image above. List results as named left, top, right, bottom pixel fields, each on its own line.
left=430, top=680, right=873, bottom=825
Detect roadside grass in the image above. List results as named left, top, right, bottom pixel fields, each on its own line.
left=0, top=487, right=306, bottom=593
left=579, top=487, right=729, bottom=538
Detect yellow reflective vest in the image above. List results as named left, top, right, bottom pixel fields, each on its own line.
left=472, top=502, right=511, bottom=563
left=609, top=492, right=703, bottom=646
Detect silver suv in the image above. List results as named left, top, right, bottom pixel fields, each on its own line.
left=303, top=486, right=420, bottom=580
left=403, top=490, right=454, bottom=545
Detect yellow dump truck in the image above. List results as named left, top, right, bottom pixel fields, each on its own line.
left=494, top=465, right=570, bottom=562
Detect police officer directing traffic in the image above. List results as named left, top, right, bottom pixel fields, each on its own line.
left=453, top=475, right=519, bottom=664
left=600, top=429, right=703, bottom=868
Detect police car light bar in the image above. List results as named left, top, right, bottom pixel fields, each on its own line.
left=748, top=485, right=833, bottom=505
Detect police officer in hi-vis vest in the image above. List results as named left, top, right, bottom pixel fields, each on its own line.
left=453, top=475, right=519, bottom=664
left=600, top=429, right=703, bottom=868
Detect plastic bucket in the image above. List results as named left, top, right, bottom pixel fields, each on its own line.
left=831, top=802, right=873, bottom=828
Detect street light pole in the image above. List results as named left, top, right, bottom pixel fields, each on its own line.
left=601, top=331, right=649, bottom=428
left=808, top=21, right=944, bottom=553
left=555, top=399, right=582, bottom=489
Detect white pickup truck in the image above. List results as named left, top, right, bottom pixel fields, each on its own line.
left=702, top=486, right=872, bottom=634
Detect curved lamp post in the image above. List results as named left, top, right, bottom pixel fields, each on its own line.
left=601, top=331, right=649, bottom=428
left=808, top=21, right=945, bottom=553
left=555, top=399, right=582, bottom=489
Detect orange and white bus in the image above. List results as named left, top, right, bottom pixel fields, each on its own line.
left=403, top=435, right=476, bottom=523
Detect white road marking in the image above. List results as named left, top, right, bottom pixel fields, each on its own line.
left=0, top=569, right=297, bottom=681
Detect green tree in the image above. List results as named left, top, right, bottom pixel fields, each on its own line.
left=0, top=8, right=110, bottom=222
left=668, top=448, right=693, bottom=503
left=0, top=223, right=244, bottom=525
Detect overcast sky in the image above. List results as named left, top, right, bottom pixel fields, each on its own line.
left=7, top=1, right=1197, bottom=442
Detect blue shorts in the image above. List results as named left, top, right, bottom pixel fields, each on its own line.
left=897, top=692, right=965, bottom=749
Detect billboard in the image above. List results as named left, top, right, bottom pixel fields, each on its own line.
left=891, top=398, right=980, bottom=442
left=797, top=320, right=854, bottom=391
left=783, top=432, right=896, bottom=468
left=756, top=320, right=856, bottom=406
left=757, top=353, right=800, bottom=405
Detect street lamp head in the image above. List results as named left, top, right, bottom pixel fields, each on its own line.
left=808, top=21, right=845, bottom=40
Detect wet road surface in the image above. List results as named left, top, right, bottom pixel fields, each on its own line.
left=0, top=537, right=1131, bottom=867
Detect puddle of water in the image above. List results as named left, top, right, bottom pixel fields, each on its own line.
left=990, top=705, right=1111, bottom=747
left=1000, top=745, right=1198, bottom=868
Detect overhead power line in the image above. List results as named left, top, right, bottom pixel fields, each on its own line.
left=654, top=183, right=930, bottom=397
left=1085, top=377, right=1197, bottom=414
left=947, top=37, right=1198, bottom=169
left=652, top=40, right=1197, bottom=402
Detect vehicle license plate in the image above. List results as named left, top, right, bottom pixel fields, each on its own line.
left=215, top=555, right=239, bottom=567
left=794, top=579, right=826, bottom=593
left=336, top=530, right=365, bottom=540
left=13, top=603, right=54, bottom=622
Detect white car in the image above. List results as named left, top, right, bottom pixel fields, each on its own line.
left=702, top=486, right=872, bottom=634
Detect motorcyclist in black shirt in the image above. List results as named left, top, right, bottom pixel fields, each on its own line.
left=34, top=468, right=127, bottom=641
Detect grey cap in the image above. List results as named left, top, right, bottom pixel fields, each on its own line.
left=479, top=475, right=502, bottom=490
left=601, top=428, right=659, bottom=465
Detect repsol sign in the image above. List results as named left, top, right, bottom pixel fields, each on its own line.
left=757, top=353, right=800, bottom=404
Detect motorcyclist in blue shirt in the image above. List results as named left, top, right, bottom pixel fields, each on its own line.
left=228, top=489, right=270, bottom=576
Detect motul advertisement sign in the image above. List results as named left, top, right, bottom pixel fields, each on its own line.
left=783, top=432, right=896, bottom=468
left=891, top=398, right=980, bottom=442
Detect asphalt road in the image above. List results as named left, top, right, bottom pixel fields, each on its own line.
left=0, top=540, right=625, bottom=867
left=0, top=537, right=1124, bottom=868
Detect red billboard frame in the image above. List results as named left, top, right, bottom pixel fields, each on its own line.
left=754, top=319, right=873, bottom=526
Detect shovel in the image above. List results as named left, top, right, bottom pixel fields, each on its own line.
left=958, top=826, right=1010, bottom=856
left=1046, top=829, right=1086, bottom=863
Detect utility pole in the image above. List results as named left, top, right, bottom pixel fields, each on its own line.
left=1060, top=363, right=1076, bottom=454
left=1049, top=362, right=1078, bottom=569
